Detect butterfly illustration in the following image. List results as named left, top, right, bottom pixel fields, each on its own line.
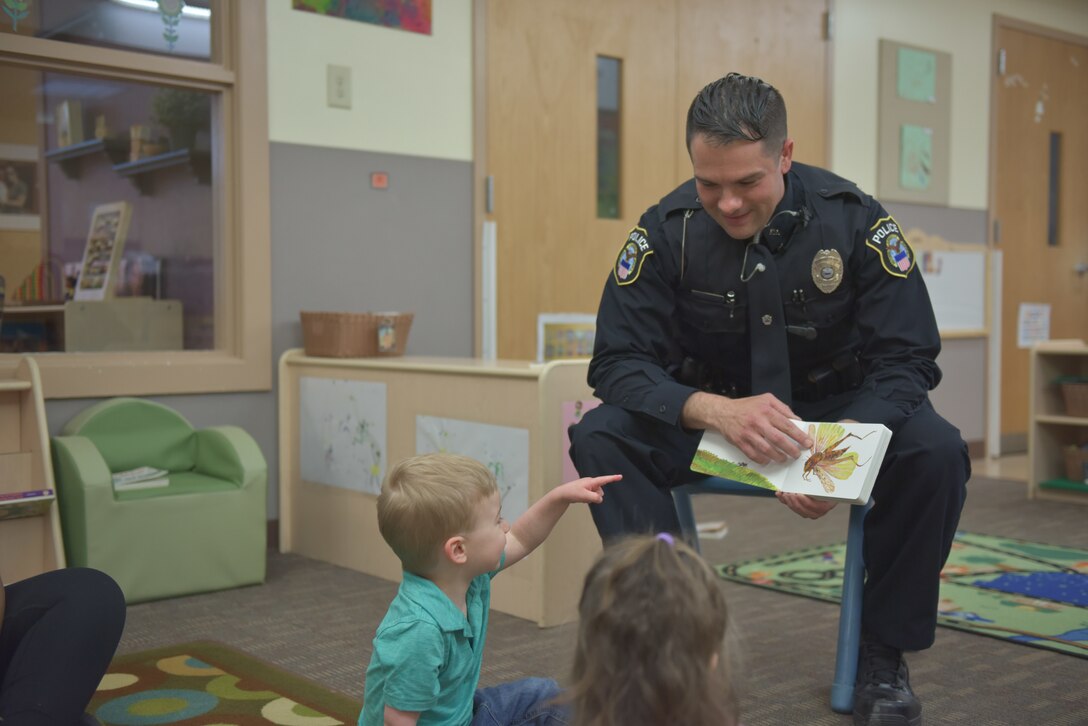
left=802, top=423, right=873, bottom=493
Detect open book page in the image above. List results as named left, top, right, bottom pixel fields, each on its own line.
left=691, top=420, right=891, bottom=504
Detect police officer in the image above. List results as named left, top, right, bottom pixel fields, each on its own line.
left=569, top=73, right=969, bottom=726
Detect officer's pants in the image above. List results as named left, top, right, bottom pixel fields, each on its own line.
left=569, top=398, right=969, bottom=652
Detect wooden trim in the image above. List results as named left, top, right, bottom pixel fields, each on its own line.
left=0, top=2, right=271, bottom=398
left=0, top=34, right=235, bottom=86
left=283, top=348, right=547, bottom=379
left=993, top=14, right=1088, bottom=47
left=472, top=0, right=488, bottom=357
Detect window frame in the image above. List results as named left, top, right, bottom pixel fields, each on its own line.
left=0, top=2, right=270, bottom=398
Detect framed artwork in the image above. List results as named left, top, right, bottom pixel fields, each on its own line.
left=74, top=202, right=133, bottom=301
left=536, top=313, right=596, bottom=363
left=292, top=0, right=432, bottom=35
left=0, top=144, right=41, bottom=231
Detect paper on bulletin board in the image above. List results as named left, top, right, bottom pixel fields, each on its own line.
left=899, top=125, right=933, bottom=190
left=897, top=47, right=937, bottom=102
left=1017, top=303, right=1051, bottom=349
left=561, top=399, right=601, bottom=482
left=299, top=377, right=387, bottom=495
left=416, top=416, right=530, bottom=521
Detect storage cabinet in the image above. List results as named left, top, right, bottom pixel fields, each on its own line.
left=1028, top=340, right=1088, bottom=503
left=0, top=357, right=66, bottom=582
left=278, top=350, right=600, bottom=626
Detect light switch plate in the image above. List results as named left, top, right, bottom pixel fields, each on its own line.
left=327, top=64, right=352, bottom=109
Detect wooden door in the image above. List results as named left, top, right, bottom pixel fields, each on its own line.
left=993, top=21, right=1088, bottom=439
left=483, top=0, right=678, bottom=360
left=674, top=0, right=829, bottom=181
left=481, top=0, right=830, bottom=361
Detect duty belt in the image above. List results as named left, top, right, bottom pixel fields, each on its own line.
left=679, top=351, right=862, bottom=402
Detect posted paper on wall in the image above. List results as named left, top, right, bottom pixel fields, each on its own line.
left=416, top=416, right=530, bottom=521
left=1017, top=303, right=1051, bottom=349
left=299, top=377, right=388, bottom=495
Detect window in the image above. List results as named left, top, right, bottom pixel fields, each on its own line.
left=0, top=1, right=270, bottom=397
left=596, top=55, right=621, bottom=219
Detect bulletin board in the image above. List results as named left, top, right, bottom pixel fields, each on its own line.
left=907, top=228, right=988, bottom=338
left=878, top=40, right=952, bottom=205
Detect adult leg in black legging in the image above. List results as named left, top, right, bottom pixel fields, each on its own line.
left=0, top=567, right=126, bottom=725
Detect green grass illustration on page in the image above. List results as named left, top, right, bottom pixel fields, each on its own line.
left=690, top=449, right=777, bottom=491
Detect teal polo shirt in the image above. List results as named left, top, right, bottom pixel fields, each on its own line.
left=359, top=556, right=503, bottom=726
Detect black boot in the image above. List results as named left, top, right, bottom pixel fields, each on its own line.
left=853, top=638, right=922, bottom=726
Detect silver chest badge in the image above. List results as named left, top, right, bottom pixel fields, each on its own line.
left=811, top=249, right=844, bottom=294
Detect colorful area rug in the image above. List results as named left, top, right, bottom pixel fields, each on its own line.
left=89, top=641, right=361, bottom=725
left=717, top=532, right=1088, bottom=659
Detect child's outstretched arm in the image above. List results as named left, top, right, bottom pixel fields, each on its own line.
left=503, top=474, right=621, bottom=569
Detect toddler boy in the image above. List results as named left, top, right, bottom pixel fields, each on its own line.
left=359, top=452, right=620, bottom=726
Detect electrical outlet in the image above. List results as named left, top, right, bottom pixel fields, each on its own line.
left=327, top=64, right=352, bottom=109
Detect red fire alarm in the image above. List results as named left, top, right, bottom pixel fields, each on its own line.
left=371, top=172, right=389, bottom=189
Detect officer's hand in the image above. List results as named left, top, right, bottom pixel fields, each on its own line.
left=714, top=393, right=811, bottom=465
left=776, top=492, right=837, bottom=519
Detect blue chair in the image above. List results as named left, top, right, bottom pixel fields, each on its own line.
left=672, top=477, right=870, bottom=714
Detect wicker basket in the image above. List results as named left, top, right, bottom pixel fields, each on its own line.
left=1063, top=445, right=1088, bottom=483
left=1060, top=382, right=1088, bottom=418
left=300, top=311, right=413, bottom=358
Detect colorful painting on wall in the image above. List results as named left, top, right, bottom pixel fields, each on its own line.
left=292, top=0, right=432, bottom=36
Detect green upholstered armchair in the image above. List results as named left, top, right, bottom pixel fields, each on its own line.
left=51, top=397, right=267, bottom=603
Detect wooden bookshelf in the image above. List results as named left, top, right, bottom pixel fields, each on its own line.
left=1028, top=340, right=1088, bottom=504
left=0, top=357, right=66, bottom=583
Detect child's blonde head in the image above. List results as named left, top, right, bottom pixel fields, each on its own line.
left=377, top=453, right=498, bottom=574
left=568, top=535, right=738, bottom=726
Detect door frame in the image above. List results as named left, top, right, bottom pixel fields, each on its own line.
left=987, top=14, right=1088, bottom=455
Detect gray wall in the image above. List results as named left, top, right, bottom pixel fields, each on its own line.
left=886, top=201, right=989, bottom=444
left=45, top=142, right=476, bottom=519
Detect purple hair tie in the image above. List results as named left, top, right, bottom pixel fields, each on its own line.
left=656, top=532, right=675, bottom=546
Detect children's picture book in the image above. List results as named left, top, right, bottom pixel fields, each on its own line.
left=112, top=466, right=169, bottom=491
left=0, top=489, right=55, bottom=521
left=691, top=420, right=892, bottom=504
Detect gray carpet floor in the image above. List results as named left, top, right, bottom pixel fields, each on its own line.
left=119, top=475, right=1088, bottom=725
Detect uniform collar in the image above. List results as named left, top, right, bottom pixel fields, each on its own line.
left=761, top=171, right=810, bottom=254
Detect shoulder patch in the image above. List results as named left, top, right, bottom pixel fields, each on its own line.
left=864, top=216, right=915, bottom=278
left=613, top=226, right=654, bottom=286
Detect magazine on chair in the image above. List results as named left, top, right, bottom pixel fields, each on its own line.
left=690, top=420, right=891, bottom=505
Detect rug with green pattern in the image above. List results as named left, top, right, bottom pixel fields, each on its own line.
left=89, top=641, right=361, bottom=725
left=717, top=532, right=1088, bottom=659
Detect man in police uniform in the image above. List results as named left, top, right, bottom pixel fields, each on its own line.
left=569, top=73, right=969, bottom=726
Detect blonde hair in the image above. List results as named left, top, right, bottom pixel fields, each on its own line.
left=377, top=453, right=498, bottom=574
left=567, top=535, right=739, bottom=726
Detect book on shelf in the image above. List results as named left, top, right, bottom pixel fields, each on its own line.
left=0, top=489, right=55, bottom=521
left=0, top=488, right=53, bottom=502
left=111, top=466, right=169, bottom=491
left=690, top=420, right=892, bottom=505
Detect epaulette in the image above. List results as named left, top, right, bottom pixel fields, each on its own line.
left=656, top=179, right=701, bottom=223
left=794, top=162, right=870, bottom=208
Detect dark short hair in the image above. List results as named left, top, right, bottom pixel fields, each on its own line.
left=685, top=72, right=788, bottom=154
